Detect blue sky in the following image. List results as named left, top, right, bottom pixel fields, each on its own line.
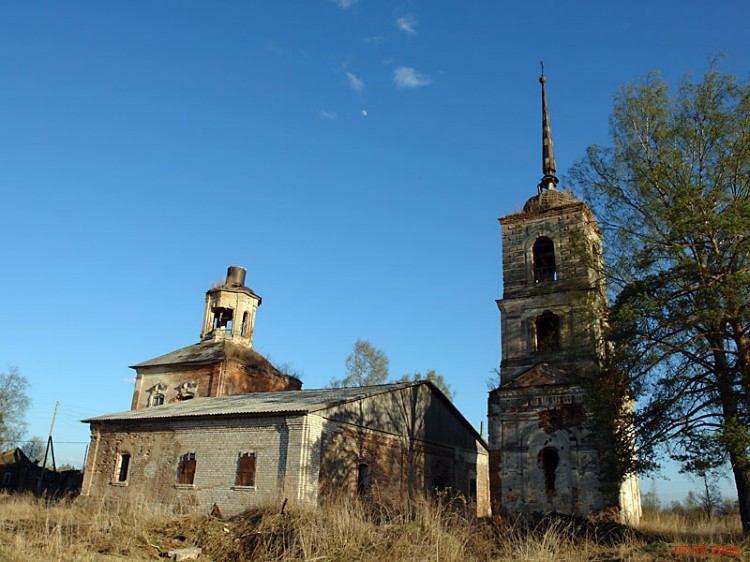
left=1, top=0, right=748, bottom=504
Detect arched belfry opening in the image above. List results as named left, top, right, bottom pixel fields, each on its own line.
left=535, top=311, right=560, bottom=352
left=533, top=237, right=556, bottom=282
left=212, top=307, right=234, bottom=333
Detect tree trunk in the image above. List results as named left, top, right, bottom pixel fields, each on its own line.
left=730, top=461, right=750, bottom=536
left=712, top=337, right=750, bottom=535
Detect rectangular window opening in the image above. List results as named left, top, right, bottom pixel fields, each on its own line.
left=178, top=452, right=197, bottom=485
left=235, top=452, right=256, bottom=487
left=117, top=453, right=131, bottom=483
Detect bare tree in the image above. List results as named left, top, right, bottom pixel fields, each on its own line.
left=0, top=366, right=31, bottom=448
left=22, top=435, right=45, bottom=463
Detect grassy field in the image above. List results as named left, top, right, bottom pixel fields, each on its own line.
left=0, top=492, right=747, bottom=561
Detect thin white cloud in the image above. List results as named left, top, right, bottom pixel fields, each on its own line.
left=396, top=15, right=418, bottom=35
left=333, top=0, right=359, bottom=9
left=319, top=110, right=338, bottom=119
left=346, top=71, right=365, bottom=92
left=393, top=66, right=431, bottom=89
left=363, top=35, right=385, bottom=45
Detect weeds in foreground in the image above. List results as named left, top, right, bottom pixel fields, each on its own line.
left=0, top=492, right=746, bottom=561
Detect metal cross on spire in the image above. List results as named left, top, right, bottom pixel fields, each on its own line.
left=538, top=61, right=559, bottom=193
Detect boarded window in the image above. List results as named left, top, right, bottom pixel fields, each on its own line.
left=116, top=453, right=131, bottom=483
left=533, top=237, right=556, bottom=282
left=177, top=453, right=196, bottom=485
left=535, top=311, right=560, bottom=352
left=357, top=463, right=371, bottom=496
left=235, top=452, right=256, bottom=487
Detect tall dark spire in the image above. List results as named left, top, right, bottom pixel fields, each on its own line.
left=538, top=62, right=559, bottom=193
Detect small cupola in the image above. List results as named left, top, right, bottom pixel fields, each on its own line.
left=200, top=266, right=262, bottom=347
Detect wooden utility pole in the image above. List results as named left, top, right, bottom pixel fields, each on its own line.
left=36, top=401, right=59, bottom=497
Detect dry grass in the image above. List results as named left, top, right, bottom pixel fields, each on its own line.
left=0, top=492, right=747, bottom=561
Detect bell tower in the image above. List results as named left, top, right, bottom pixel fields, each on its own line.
left=200, top=266, right=261, bottom=346
left=487, top=68, right=640, bottom=522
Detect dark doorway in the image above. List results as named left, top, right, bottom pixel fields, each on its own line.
left=538, top=447, right=559, bottom=492
left=357, top=463, right=371, bottom=496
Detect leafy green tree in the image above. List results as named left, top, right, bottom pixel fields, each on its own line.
left=0, top=366, right=31, bottom=449
left=570, top=64, right=750, bottom=534
left=398, top=370, right=455, bottom=401
left=329, top=339, right=390, bottom=387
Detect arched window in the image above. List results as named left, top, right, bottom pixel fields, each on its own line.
left=533, top=237, right=556, bottom=282
left=179, top=381, right=197, bottom=401
left=241, top=311, right=249, bottom=336
left=535, top=311, right=560, bottom=352
left=538, top=447, right=559, bottom=492
left=148, top=382, right=167, bottom=407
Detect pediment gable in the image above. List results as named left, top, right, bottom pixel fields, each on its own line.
left=500, top=363, right=574, bottom=390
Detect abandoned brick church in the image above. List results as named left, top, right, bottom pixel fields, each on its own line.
left=82, top=267, right=491, bottom=517
left=81, top=72, right=640, bottom=523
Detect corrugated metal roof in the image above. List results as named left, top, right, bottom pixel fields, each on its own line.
left=82, top=382, right=417, bottom=423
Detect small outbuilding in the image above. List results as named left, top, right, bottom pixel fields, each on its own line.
left=0, top=448, right=41, bottom=493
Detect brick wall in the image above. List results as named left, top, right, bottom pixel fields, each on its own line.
left=318, top=420, right=490, bottom=516
left=82, top=414, right=309, bottom=517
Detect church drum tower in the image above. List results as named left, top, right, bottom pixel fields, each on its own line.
left=487, top=71, right=641, bottom=522
left=130, top=266, right=302, bottom=410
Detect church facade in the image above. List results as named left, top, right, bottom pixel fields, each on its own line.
left=487, top=72, right=641, bottom=523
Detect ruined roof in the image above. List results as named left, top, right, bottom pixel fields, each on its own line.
left=83, top=382, right=418, bottom=422
left=205, top=283, right=261, bottom=302
left=205, top=265, right=262, bottom=302
left=522, top=189, right=581, bottom=214
left=130, top=340, right=285, bottom=379
left=0, top=448, right=32, bottom=466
